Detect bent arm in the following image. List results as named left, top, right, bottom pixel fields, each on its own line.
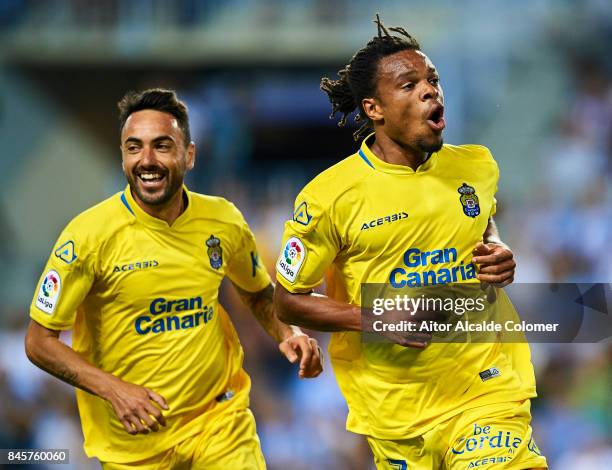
left=473, top=217, right=516, bottom=286
left=273, top=283, right=361, bottom=332
left=234, top=282, right=323, bottom=377
left=233, top=283, right=297, bottom=342
left=25, top=319, right=115, bottom=397
left=25, top=319, right=169, bottom=434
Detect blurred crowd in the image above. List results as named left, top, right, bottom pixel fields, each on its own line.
left=1, top=1, right=610, bottom=469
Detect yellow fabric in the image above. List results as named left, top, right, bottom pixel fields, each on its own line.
left=276, top=134, right=536, bottom=439
left=367, top=400, right=547, bottom=469
left=30, top=186, right=271, bottom=462
left=101, top=408, right=266, bottom=470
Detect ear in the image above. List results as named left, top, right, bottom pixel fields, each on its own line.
left=362, top=97, right=384, bottom=122
left=186, top=142, right=196, bottom=171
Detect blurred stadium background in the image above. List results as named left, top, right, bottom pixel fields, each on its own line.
left=0, top=0, right=610, bottom=468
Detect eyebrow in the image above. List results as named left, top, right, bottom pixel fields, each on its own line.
left=395, top=67, right=438, bottom=80
left=123, top=135, right=175, bottom=145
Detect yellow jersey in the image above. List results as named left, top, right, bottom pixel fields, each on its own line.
left=276, top=134, right=536, bottom=439
left=30, top=186, right=271, bottom=462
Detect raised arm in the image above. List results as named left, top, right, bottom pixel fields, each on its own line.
left=25, top=320, right=168, bottom=435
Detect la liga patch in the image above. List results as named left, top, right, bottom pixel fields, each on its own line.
left=277, top=237, right=306, bottom=283
left=36, top=270, right=61, bottom=314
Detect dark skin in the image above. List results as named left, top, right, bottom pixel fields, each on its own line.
left=25, top=109, right=322, bottom=436
left=275, top=49, right=516, bottom=348
left=363, top=49, right=446, bottom=169
left=288, top=49, right=542, bottom=470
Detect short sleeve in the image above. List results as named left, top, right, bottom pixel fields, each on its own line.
left=225, top=211, right=271, bottom=293
left=29, top=223, right=95, bottom=330
left=275, top=190, right=340, bottom=293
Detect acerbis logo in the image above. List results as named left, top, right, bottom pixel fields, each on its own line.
left=466, top=456, right=512, bottom=468
left=461, top=435, right=543, bottom=468
left=113, top=260, right=159, bottom=273
left=293, top=201, right=312, bottom=226
left=276, top=237, right=306, bottom=283
left=360, top=211, right=408, bottom=230
left=36, top=270, right=61, bottom=314
left=54, top=240, right=77, bottom=264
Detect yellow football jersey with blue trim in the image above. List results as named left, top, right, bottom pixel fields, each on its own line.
left=276, top=135, right=536, bottom=439
left=30, top=186, right=271, bottom=463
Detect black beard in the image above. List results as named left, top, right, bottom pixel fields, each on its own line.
left=127, top=173, right=182, bottom=207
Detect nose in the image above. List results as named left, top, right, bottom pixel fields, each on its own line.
left=141, top=145, right=157, bottom=165
left=420, top=82, right=438, bottom=102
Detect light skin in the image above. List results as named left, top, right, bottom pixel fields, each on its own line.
left=121, top=109, right=195, bottom=226
left=26, top=108, right=322, bottom=436
left=275, top=49, right=516, bottom=347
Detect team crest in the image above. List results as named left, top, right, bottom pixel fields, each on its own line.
left=206, top=235, right=223, bottom=270
left=458, top=183, right=480, bottom=218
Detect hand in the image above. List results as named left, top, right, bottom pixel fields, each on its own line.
left=472, top=242, right=516, bottom=287
left=279, top=332, right=323, bottom=379
left=104, top=377, right=169, bottom=435
left=363, top=305, right=445, bottom=349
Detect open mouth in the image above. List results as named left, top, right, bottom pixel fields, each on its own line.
left=137, top=170, right=167, bottom=186
left=426, top=105, right=446, bottom=131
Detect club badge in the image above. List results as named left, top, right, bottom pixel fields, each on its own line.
left=458, top=183, right=480, bottom=218
left=206, top=235, right=223, bottom=270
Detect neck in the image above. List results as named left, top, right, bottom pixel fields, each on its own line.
left=131, top=188, right=185, bottom=226
left=370, top=131, right=429, bottom=171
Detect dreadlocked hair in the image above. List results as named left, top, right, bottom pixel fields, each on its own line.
left=320, top=13, right=420, bottom=141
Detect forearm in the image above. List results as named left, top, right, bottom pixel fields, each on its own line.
left=274, top=283, right=361, bottom=332
left=25, top=320, right=116, bottom=399
left=233, top=283, right=296, bottom=342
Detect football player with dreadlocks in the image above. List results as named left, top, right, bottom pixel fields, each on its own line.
left=274, top=15, right=547, bottom=470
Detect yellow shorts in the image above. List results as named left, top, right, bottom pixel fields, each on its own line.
left=367, top=400, right=548, bottom=470
left=101, top=408, right=266, bottom=470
